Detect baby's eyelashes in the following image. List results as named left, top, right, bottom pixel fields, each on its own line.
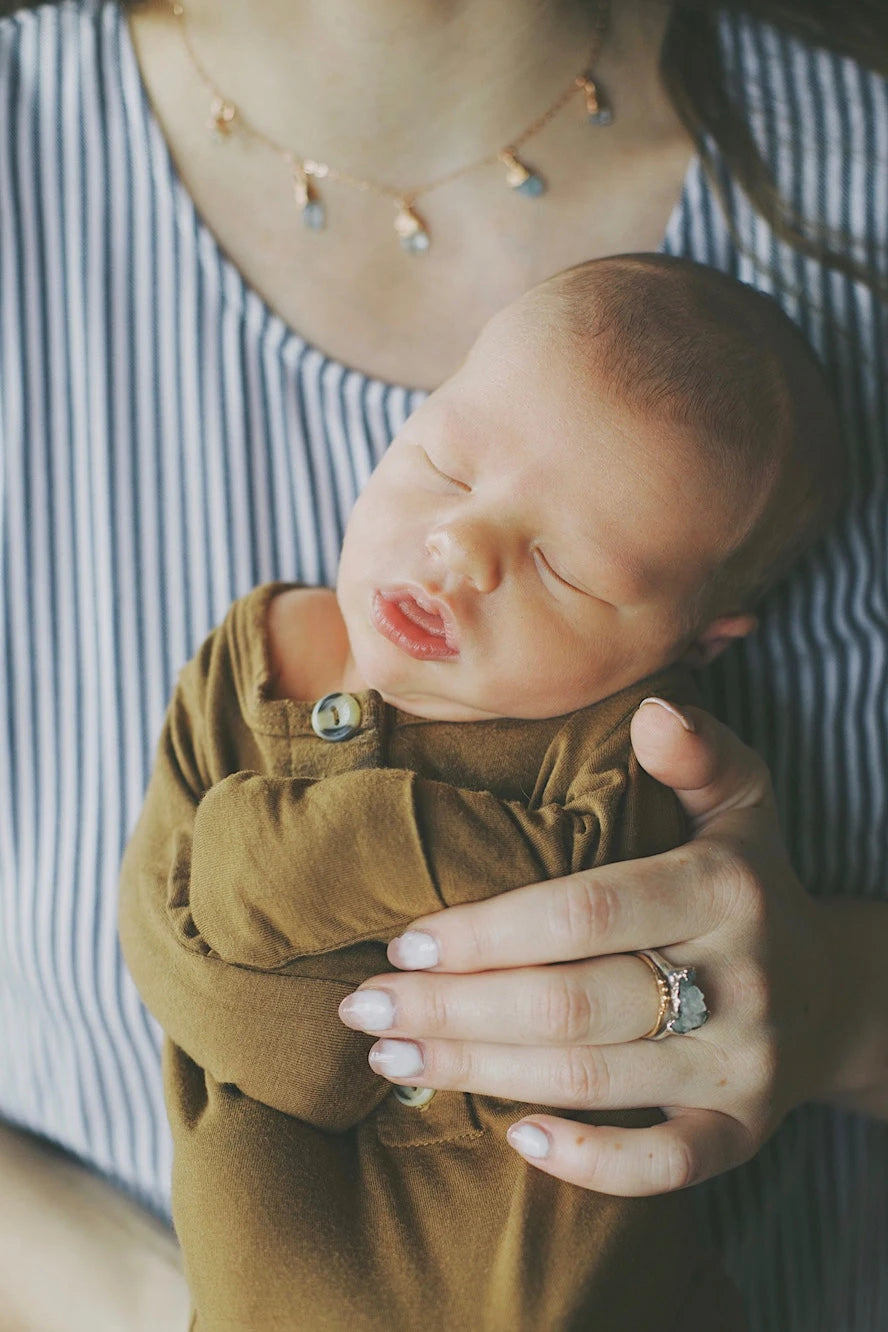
left=422, top=447, right=471, bottom=492
left=533, top=547, right=607, bottom=602
left=533, top=548, right=586, bottom=595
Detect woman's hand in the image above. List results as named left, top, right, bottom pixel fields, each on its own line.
left=338, top=700, right=888, bottom=1195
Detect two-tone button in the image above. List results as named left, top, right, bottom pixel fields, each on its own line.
left=310, top=692, right=362, bottom=742
left=393, top=1085, right=437, bottom=1110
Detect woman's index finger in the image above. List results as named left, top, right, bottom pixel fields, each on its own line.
left=386, top=849, right=717, bottom=973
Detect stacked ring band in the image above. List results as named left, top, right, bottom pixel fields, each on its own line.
left=636, top=952, right=671, bottom=1039
left=635, top=949, right=709, bottom=1039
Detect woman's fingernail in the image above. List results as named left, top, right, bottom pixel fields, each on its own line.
left=638, top=696, right=696, bottom=732
left=507, top=1122, right=552, bottom=1160
left=369, top=1040, right=425, bottom=1079
left=388, top=931, right=440, bottom=970
left=338, top=990, right=395, bottom=1032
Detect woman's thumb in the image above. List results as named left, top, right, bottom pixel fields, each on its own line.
left=630, top=698, right=774, bottom=826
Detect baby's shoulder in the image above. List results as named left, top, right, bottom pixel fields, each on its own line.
left=178, top=582, right=348, bottom=725
left=264, top=584, right=348, bottom=702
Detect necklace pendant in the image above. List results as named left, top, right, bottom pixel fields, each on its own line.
left=394, top=203, right=430, bottom=254
left=577, top=74, right=613, bottom=126
left=293, top=167, right=326, bottom=230
left=207, top=95, right=237, bottom=139
left=499, top=151, right=545, bottom=198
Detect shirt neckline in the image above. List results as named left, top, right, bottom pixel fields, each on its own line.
left=113, top=0, right=700, bottom=396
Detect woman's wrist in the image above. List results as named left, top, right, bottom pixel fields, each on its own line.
left=812, top=898, right=888, bottom=1118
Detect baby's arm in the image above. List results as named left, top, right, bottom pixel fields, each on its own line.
left=184, top=764, right=623, bottom=968
left=121, top=624, right=682, bottom=1132
left=119, top=660, right=391, bottom=1130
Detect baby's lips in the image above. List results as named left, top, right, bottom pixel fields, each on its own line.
left=380, top=583, right=460, bottom=651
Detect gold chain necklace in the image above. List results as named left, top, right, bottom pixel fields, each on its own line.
left=170, top=1, right=613, bottom=253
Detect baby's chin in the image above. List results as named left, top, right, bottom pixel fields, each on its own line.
left=370, top=679, right=613, bottom=723
left=352, top=649, right=610, bottom=721
left=342, top=632, right=497, bottom=721
left=373, top=684, right=506, bottom=723
left=346, top=631, right=616, bottom=722
left=373, top=675, right=649, bottom=723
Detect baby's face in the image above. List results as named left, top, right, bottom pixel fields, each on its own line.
left=337, top=299, right=745, bottom=722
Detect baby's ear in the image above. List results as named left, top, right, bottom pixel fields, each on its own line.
left=680, top=613, right=757, bottom=669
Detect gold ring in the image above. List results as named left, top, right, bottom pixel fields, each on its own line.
left=635, top=950, right=671, bottom=1039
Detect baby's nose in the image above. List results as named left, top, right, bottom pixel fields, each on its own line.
left=426, top=522, right=501, bottom=593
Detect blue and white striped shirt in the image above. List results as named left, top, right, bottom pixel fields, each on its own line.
left=1, top=3, right=886, bottom=1328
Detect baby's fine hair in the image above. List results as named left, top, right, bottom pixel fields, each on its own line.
left=537, top=253, right=843, bottom=614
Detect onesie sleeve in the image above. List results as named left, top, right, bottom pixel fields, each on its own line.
left=182, top=680, right=686, bottom=970
left=185, top=761, right=642, bottom=966
left=119, top=652, right=392, bottom=1132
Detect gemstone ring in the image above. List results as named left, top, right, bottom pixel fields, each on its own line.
left=634, top=949, right=710, bottom=1039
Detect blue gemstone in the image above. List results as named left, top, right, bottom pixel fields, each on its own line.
left=400, top=229, right=430, bottom=253
left=588, top=107, right=613, bottom=126
left=303, top=201, right=326, bottom=230
left=515, top=173, right=545, bottom=198
left=671, top=969, right=709, bottom=1034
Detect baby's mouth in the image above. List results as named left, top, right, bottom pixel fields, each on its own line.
left=398, top=593, right=447, bottom=635
left=371, top=588, right=459, bottom=660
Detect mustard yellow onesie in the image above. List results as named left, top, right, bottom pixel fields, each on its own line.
left=120, top=583, right=744, bottom=1331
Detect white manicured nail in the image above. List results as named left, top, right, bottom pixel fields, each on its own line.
left=507, top=1122, right=552, bottom=1159
left=338, top=990, right=395, bottom=1032
left=638, top=696, right=695, bottom=732
left=389, top=930, right=440, bottom=970
left=369, top=1040, right=425, bottom=1078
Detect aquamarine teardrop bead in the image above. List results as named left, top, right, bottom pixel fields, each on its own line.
left=514, top=173, right=545, bottom=198
left=302, top=201, right=326, bottom=230
left=400, top=229, right=430, bottom=253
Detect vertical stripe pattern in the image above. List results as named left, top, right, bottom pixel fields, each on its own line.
left=663, top=22, right=888, bottom=1332
left=0, top=3, right=885, bottom=1327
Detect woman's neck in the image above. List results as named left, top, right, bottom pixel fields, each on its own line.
left=175, top=0, right=670, bottom=184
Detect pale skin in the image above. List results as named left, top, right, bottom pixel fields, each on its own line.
left=124, top=0, right=888, bottom=1204
left=271, top=288, right=757, bottom=722
left=127, top=0, right=692, bottom=386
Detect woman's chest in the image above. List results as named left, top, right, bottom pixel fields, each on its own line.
left=126, top=3, right=695, bottom=387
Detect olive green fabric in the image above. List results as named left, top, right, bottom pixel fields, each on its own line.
left=120, top=584, right=744, bottom=1331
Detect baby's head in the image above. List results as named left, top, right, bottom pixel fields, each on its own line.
left=337, top=254, right=841, bottom=722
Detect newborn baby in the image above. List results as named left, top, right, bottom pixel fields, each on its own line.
left=120, top=253, right=839, bottom=1331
